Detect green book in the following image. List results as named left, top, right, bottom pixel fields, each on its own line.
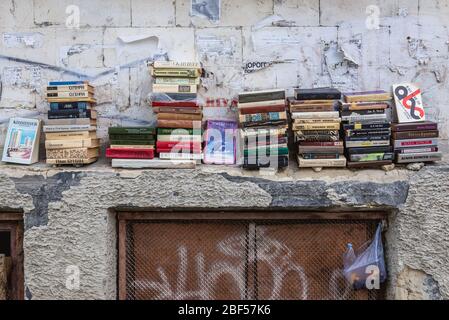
left=244, top=147, right=289, bottom=157
left=110, top=139, right=155, bottom=145
left=108, top=127, right=156, bottom=135
left=157, top=128, right=202, bottom=135
left=109, top=134, right=155, bottom=141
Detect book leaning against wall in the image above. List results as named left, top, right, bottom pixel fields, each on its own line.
left=2, top=117, right=42, bottom=165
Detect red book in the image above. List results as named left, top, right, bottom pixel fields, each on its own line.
left=157, top=148, right=203, bottom=154
left=106, top=148, right=155, bottom=159
left=157, top=119, right=202, bottom=129
left=157, top=141, right=202, bottom=150
left=238, top=104, right=286, bottom=115
left=152, top=101, right=198, bottom=108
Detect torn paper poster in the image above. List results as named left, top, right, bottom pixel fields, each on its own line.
left=191, top=0, right=220, bottom=22
left=243, top=60, right=295, bottom=74
left=196, top=35, right=239, bottom=65
left=252, top=14, right=295, bottom=31
left=2, top=66, right=42, bottom=89
left=2, top=33, right=44, bottom=49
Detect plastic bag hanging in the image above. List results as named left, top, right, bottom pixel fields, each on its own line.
left=343, top=223, right=387, bottom=290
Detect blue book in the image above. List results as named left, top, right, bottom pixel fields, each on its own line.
left=48, top=81, right=86, bottom=86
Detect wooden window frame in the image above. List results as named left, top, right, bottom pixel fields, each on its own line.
left=0, top=212, right=24, bottom=300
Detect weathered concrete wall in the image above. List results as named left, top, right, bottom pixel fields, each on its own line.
left=1, top=0, right=449, bottom=143
left=386, top=164, right=449, bottom=300
left=0, top=163, right=448, bottom=300
left=1, top=0, right=449, bottom=300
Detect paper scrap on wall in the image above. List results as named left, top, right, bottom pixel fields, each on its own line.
left=191, top=0, right=220, bottom=22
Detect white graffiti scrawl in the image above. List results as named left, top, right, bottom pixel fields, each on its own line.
left=133, top=227, right=350, bottom=300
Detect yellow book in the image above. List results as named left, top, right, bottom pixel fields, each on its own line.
left=45, top=131, right=97, bottom=140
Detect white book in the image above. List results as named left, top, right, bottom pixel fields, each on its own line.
left=342, top=114, right=388, bottom=122
left=2, top=118, right=42, bottom=165
left=393, top=83, right=426, bottom=123
left=43, top=125, right=96, bottom=132
left=111, top=158, right=196, bottom=169
left=291, top=111, right=340, bottom=119
left=159, top=153, right=204, bottom=160
left=153, top=61, right=202, bottom=69
left=297, top=156, right=347, bottom=168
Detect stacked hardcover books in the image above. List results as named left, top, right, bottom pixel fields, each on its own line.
left=290, top=88, right=346, bottom=169
left=106, top=127, right=156, bottom=162
left=237, top=89, right=288, bottom=169
left=150, top=61, right=203, bottom=162
left=44, top=81, right=99, bottom=166
left=391, top=122, right=442, bottom=163
left=340, top=91, right=394, bottom=168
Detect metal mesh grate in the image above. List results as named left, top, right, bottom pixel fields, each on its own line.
left=121, top=219, right=383, bottom=300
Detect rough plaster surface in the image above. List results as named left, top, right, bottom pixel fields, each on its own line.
left=386, top=164, right=449, bottom=299
left=0, top=162, right=448, bottom=299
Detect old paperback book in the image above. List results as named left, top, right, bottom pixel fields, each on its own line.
left=45, top=138, right=100, bottom=149
left=46, top=91, right=94, bottom=99
left=343, top=90, right=392, bottom=103
left=152, top=84, right=198, bottom=94
left=43, top=124, right=95, bottom=132
left=153, top=61, right=202, bottom=70
left=396, top=152, right=442, bottom=163
left=46, top=148, right=99, bottom=159
left=46, top=83, right=93, bottom=92
left=111, top=158, right=196, bottom=169
left=294, top=88, right=341, bottom=100
left=297, top=156, right=347, bottom=168
left=2, top=117, right=41, bottom=165
left=45, top=131, right=97, bottom=140
left=46, top=158, right=98, bottom=165
left=393, top=83, right=425, bottom=123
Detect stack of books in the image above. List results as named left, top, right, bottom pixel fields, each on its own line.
left=290, top=88, right=346, bottom=169
left=237, top=89, right=288, bottom=169
left=340, top=91, right=394, bottom=168
left=44, top=81, right=99, bottom=166
left=150, top=61, right=203, bottom=162
left=106, top=127, right=156, bottom=162
left=391, top=122, right=442, bottom=163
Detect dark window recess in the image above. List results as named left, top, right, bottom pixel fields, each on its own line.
left=0, top=214, right=24, bottom=300
left=118, top=215, right=385, bottom=300
left=0, top=232, right=11, bottom=256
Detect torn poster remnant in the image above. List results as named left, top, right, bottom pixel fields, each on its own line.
left=244, top=60, right=295, bottom=74
left=252, top=14, right=295, bottom=31
left=2, top=66, right=42, bottom=90
left=196, top=35, right=239, bottom=65
left=3, top=33, right=44, bottom=49
left=191, top=0, right=220, bottom=22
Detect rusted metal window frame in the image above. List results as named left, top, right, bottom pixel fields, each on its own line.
left=0, top=212, right=24, bottom=301
left=117, top=210, right=388, bottom=300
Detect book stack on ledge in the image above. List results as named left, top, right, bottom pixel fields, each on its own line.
left=290, top=88, right=346, bottom=169
left=106, top=127, right=156, bottom=165
left=150, top=61, right=203, bottom=162
left=341, top=91, right=394, bottom=169
left=392, top=122, right=441, bottom=163
left=238, top=89, right=288, bottom=170
left=44, top=81, right=99, bottom=166
left=391, top=83, right=442, bottom=164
